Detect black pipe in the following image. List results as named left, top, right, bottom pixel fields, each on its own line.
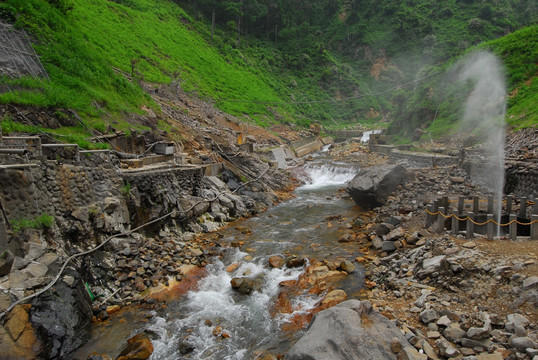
left=0, top=148, right=28, bottom=155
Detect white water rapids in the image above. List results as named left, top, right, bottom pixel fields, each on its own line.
left=145, top=163, right=361, bottom=359
left=70, top=163, right=362, bottom=359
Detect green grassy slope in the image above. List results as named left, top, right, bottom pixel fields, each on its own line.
left=0, top=0, right=535, bottom=146
left=484, top=25, right=538, bottom=129
left=0, top=0, right=299, bottom=128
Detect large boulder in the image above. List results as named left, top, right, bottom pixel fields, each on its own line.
left=29, top=268, right=93, bottom=359
left=346, top=164, right=411, bottom=209
left=286, top=300, right=412, bottom=360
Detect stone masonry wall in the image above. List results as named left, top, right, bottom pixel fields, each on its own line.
left=0, top=155, right=205, bottom=234
left=504, top=161, right=538, bottom=198
left=0, top=161, right=122, bottom=221
left=122, top=166, right=205, bottom=219
left=463, top=160, right=538, bottom=198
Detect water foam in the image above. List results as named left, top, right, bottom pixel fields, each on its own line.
left=148, top=249, right=315, bottom=359
left=298, top=164, right=357, bottom=190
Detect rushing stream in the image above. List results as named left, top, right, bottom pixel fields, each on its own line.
left=75, top=159, right=365, bottom=359
left=146, top=161, right=362, bottom=359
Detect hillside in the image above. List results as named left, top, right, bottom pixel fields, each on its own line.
left=0, top=0, right=536, bottom=148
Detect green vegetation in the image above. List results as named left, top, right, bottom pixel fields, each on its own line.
left=482, top=26, right=538, bottom=129
left=0, top=0, right=535, bottom=143
left=11, top=213, right=55, bottom=233
left=1, top=116, right=110, bottom=149
left=387, top=24, right=537, bottom=140
left=121, top=181, right=132, bottom=196
left=1, top=115, right=37, bottom=134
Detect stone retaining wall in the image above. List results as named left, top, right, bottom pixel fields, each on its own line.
left=504, top=161, right=538, bottom=198
left=389, top=150, right=459, bottom=168
left=460, top=160, right=538, bottom=198
left=0, top=157, right=205, bottom=230
left=122, top=166, right=205, bottom=219
left=0, top=162, right=122, bottom=222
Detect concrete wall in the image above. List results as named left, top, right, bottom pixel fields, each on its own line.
left=271, top=147, right=288, bottom=169
left=294, top=139, right=324, bottom=157
left=290, top=137, right=318, bottom=149
left=369, top=144, right=395, bottom=156
left=389, top=150, right=459, bottom=168
left=333, top=130, right=362, bottom=142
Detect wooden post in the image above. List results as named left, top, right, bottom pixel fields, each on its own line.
left=451, top=210, right=458, bottom=235
left=519, top=197, right=528, bottom=218
left=534, top=198, right=538, bottom=215
left=443, top=196, right=449, bottom=211
left=432, top=200, right=439, bottom=226
left=436, top=206, right=445, bottom=233
left=487, top=214, right=494, bottom=240
left=531, top=215, right=538, bottom=240
left=487, top=195, right=494, bottom=214
left=426, top=203, right=434, bottom=228
left=458, top=196, right=464, bottom=215
left=509, top=214, right=517, bottom=240
left=473, top=196, right=479, bottom=213
left=466, top=212, right=475, bottom=239
left=506, top=195, right=513, bottom=215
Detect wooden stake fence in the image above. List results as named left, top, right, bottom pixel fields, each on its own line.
left=425, top=196, right=538, bottom=240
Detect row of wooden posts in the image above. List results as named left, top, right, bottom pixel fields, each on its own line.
left=425, top=195, right=538, bottom=240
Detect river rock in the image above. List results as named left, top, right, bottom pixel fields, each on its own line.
left=29, top=268, right=93, bottom=359
left=522, top=276, right=538, bottom=289
left=339, top=260, right=355, bottom=273
left=443, top=323, right=467, bottom=342
left=346, top=164, right=411, bottom=209
left=230, top=276, right=263, bottom=295
left=116, top=332, right=154, bottom=360
left=269, top=255, right=285, bottom=269
left=506, top=313, right=530, bottom=332
left=419, top=309, right=439, bottom=324
left=386, top=227, right=405, bottom=241
left=286, top=300, right=412, bottom=360
left=320, top=289, right=347, bottom=309
left=417, top=255, right=449, bottom=279
left=286, top=256, right=307, bottom=268
left=436, top=338, right=460, bottom=358
left=382, top=241, right=397, bottom=252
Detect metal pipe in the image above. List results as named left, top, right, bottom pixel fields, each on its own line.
left=0, top=148, right=28, bottom=155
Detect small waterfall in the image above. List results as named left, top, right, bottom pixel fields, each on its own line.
left=360, top=129, right=383, bottom=143
left=297, top=164, right=358, bottom=190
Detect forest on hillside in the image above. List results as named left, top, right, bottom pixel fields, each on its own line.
left=0, top=0, right=537, bottom=143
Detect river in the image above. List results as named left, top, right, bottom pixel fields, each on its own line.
left=77, top=155, right=365, bottom=359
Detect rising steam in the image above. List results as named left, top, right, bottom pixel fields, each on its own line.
left=456, top=50, right=507, bottom=233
